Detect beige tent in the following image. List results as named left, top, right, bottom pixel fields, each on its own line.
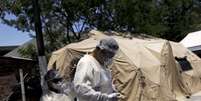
left=48, top=30, right=201, bottom=101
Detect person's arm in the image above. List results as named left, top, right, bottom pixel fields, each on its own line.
left=73, top=60, right=118, bottom=101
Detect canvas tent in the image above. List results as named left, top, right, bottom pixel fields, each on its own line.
left=48, top=30, right=201, bottom=101
left=180, top=31, right=201, bottom=57
left=180, top=31, right=201, bottom=51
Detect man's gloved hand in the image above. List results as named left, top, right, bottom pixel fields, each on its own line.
left=108, top=93, right=121, bottom=101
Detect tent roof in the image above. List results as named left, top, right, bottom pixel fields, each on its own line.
left=0, top=45, right=18, bottom=56
left=180, top=31, right=201, bottom=51
left=49, top=30, right=197, bottom=82
left=4, top=39, right=35, bottom=58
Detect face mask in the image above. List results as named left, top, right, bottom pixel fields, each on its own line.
left=103, top=58, right=113, bottom=66
left=48, top=80, right=64, bottom=93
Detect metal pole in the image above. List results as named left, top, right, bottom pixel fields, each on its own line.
left=32, top=0, right=48, bottom=94
left=19, top=69, right=26, bottom=101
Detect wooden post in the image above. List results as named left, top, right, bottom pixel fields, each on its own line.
left=19, top=69, right=26, bottom=101
left=32, top=0, right=48, bottom=94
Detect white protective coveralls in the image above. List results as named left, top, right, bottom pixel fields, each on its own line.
left=73, top=54, right=116, bottom=101
left=40, top=81, right=75, bottom=101
left=40, top=91, right=72, bottom=101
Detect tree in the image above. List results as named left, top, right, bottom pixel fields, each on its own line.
left=1, top=0, right=201, bottom=48
left=156, top=0, right=201, bottom=41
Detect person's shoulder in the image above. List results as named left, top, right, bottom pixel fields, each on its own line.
left=79, top=54, right=93, bottom=63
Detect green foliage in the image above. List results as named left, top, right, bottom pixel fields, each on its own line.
left=17, top=43, right=37, bottom=59
left=1, top=0, right=201, bottom=58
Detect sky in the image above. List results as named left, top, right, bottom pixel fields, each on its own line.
left=0, top=23, right=32, bottom=46
left=0, top=14, right=84, bottom=46
left=0, top=14, right=33, bottom=46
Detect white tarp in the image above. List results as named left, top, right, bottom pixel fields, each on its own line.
left=180, top=31, right=201, bottom=51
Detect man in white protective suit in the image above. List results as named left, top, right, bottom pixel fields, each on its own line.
left=73, top=37, right=121, bottom=101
